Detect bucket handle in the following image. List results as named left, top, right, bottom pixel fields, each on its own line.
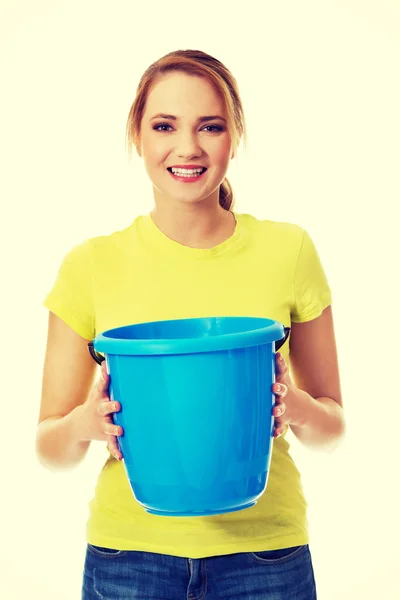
left=88, top=342, right=105, bottom=365
left=88, top=326, right=291, bottom=364
left=275, top=327, right=291, bottom=352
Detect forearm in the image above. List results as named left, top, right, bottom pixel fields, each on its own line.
left=290, top=391, right=345, bottom=452
left=35, top=405, right=90, bottom=472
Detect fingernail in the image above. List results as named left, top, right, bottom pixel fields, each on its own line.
left=276, top=407, right=282, bottom=416
left=276, top=384, right=282, bottom=392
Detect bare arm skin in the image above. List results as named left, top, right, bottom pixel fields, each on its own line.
left=36, top=312, right=97, bottom=470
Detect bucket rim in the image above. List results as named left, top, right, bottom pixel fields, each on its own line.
left=93, top=316, right=286, bottom=356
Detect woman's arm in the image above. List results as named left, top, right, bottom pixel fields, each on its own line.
left=288, top=305, right=345, bottom=451
left=36, top=311, right=97, bottom=471
left=273, top=305, right=345, bottom=452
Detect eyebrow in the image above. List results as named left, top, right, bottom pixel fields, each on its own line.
left=149, top=113, right=227, bottom=123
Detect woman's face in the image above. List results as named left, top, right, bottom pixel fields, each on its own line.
left=139, top=72, right=235, bottom=207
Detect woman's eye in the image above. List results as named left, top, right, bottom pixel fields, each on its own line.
left=153, top=123, right=173, bottom=132
left=152, top=123, right=223, bottom=133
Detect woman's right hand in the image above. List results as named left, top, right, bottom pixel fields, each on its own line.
left=78, top=360, right=123, bottom=461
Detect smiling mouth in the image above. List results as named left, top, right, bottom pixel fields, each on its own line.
left=167, top=167, right=207, bottom=174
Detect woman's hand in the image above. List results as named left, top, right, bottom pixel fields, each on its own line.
left=78, top=360, right=123, bottom=460
left=272, top=353, right=307, bottom=438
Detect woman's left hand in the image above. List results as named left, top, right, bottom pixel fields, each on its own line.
left=272, top=353, right=307, bottom=438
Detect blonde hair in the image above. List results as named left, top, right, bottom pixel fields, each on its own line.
left=125, top=49, right=247, bottom=211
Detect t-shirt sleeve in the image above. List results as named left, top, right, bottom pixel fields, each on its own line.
left=42, top=240, right=95, bottom=340
left=291, top=229, right=332, bottom=323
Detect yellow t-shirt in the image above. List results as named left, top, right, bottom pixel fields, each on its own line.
left=43, top=212, right=332, bottom=558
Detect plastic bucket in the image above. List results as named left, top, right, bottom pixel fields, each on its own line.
left=88, top=316, right=290, bottom=517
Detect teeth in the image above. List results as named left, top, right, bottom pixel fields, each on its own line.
left=171, top=167, right=205, bottom=175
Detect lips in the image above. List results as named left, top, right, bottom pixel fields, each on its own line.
left=168, top=164, right=207, bottom=169
left=167, top=168, right=207, bottom=182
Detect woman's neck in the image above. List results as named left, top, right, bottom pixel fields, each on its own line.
left=150, top=202, right=236, bottom=249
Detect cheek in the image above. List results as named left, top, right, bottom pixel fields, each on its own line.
left=210, top=138, right=233, bottom=165
left=141, top=134, right=166, bottom=161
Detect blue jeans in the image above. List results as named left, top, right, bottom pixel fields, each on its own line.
left=82, top=543, right=317, bottom=599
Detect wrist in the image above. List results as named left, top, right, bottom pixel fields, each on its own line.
left=68, top=404, right=90, bottom=445
left=290, top=388, right=313, bottom=428
left=289, top=389, right=345, bottom=451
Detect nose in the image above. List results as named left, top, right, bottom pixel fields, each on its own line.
left=175, top=130, right=202, bottom=159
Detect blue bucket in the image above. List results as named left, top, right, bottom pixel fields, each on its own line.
left=88, top=316, right=290, bottom=517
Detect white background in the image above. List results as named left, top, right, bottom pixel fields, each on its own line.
left=1, top=1, right=399, bottom=598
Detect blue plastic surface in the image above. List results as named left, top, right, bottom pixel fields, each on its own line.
left=93, top=316, right=285, bottom=517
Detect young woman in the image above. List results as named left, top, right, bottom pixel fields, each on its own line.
left=36, top=49, right=345, bottom=600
